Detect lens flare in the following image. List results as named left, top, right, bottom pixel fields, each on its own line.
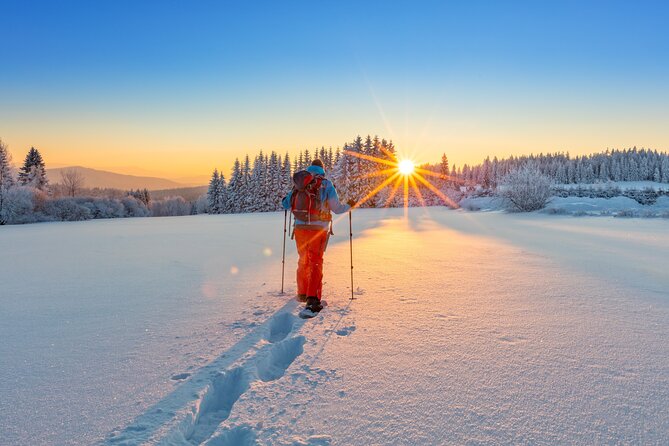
left=398, top=159, right=415, bottom=175
left=341, top=148, right=462, bottom=213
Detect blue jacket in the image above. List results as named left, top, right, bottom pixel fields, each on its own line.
left=282, top=165, right=350, bottom=230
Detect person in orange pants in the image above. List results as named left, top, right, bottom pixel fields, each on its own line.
left=294, top=228, right=328, bottom=301
left=282, top=159, right=354, bottom=313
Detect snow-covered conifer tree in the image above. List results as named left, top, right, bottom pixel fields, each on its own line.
left=216, top=172, right=228, bottom=213
left=207, top=169, right=221, bottom=213
left=439, top=154, right=449, bottom=189
left=662, top=157, right=669, bottom=183
left=241, top=155, right=252, bottom=212
left=282, top=153, right=292, bottom=195
left=0, top=139, right=16, bottom=224
left=227, top=159, right=242, bottom=214
left=18, top=147, right=48, bottom=190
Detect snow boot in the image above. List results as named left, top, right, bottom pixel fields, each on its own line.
left=296, top=294, right=308, bottom=302
left=305, top=296, right=323, bottom=313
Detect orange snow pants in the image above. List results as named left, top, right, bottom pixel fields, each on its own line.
left=294, top=227, right=329, bottom=300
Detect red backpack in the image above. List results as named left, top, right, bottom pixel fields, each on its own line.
left=290, top=170, right=331, bottom=223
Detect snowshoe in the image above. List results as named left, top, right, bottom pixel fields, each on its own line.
left=299, top=297, right=323, bottom=319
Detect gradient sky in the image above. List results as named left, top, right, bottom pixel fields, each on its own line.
left=1, top=0, right=668, bottom=179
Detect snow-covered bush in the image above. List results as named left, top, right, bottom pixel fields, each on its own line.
left=194, top=194, right=209, bottom=214
left=120, top=197, right=150, bottom=217
left=150, top=197, right=192, bottom=217
left=40, top=197, right=149, bottom=221
left=499, top=165, right=552, bottom=212
left=0, top=186, right=48, bottom=224
left=43, top=198, right=92, bottom=221
left=77, top=198, right=124, bottom=219
left=0, top=185, right=151, bottom=224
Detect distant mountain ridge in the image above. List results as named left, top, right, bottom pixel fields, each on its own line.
left=46, top=166, right=203, bottom=191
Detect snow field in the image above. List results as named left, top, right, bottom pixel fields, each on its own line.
left=2, top=209, right=668, bottom=445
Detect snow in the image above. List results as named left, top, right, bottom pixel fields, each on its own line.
left=543, top=196, right=669, bottom=216
left=461, top=193, right=669, bottom=216
left=557, top=180, right=669, bottom=191
left=459, top=196, right=505, bottom=212
left=1, top=209, right=668, bottom=445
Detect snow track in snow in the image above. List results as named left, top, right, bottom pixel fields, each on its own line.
left=188, top=367, right=251, bottom=444
left=103, top=300, right=309, bottom=445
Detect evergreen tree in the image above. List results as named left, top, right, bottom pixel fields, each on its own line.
left=0, top=139, right=15, bottom=225
left=250, top=152, right=267, bottom=212
left=216, top=172, right=228, bottom=213
left=439, top=154, right=449, bottom=189
left=327, top=147, right=334, bottom=171
left=207, top=169, right=221, bottom=213
left=227, top=158, right=243, bottom=213
left=662, top=157, right=669, bottom=183
left=0, top=139, right=14, bottom=188
left=241, top=155, right=252, bottom=212
left=303, top=149, right=312, bottom=168
left=18, top=146, right=48, bottom=190
left=282, top=152, right=292, bottom=195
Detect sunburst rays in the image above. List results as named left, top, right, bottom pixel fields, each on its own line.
left=342, top=149, right=461, bottom=212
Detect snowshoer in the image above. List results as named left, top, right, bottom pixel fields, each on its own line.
left=282, top=159, right=354, bottom=315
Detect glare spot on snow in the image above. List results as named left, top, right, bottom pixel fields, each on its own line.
left=230, top=266, right=240, bottom=275
left=263, top=247, right=272, bottom=256
left=201, top=282, right=217, bottom=299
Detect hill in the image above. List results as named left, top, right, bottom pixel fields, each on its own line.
left=151, top=185, right=208, bottom=202
left=46, top=166, right=187, bottom=191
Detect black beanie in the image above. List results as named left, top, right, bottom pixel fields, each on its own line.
left=311, top=159, right=324, bottom=169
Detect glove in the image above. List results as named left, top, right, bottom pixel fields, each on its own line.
left=347, top=199, right=356, bottom=207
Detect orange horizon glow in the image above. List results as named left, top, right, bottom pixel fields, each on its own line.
left=4, top=127, right=664, bottom=182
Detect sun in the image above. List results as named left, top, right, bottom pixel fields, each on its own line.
left=339, top=147, right=460, bottom=211
left=398, top=159, right=415, bottom=175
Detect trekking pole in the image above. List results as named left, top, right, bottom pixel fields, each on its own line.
left=281, top=210, right=287, bottom=294
left=349, top=210, right=355, bottom=300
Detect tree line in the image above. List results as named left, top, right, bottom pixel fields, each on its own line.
left=436, top=148, right=669, bottom=189
left=206, top=136, right=401, bottom=213
left=3, top=134, right=669, bottom=224
left=206, top=137, right=669, bottom=214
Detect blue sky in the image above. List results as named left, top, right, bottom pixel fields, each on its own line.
left=1, top=0, right=668, bottom=177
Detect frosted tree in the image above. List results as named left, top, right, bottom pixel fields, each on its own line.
left=332, top=143, right=352, bottom=200
left=303, top=149, right=312, bottom=168
left=333, top=140, right=363, bottom=203
left=216, top=172, right=228, bottom=213
left=128, top=188, right=150, bottom=206
left=249, top=152, right=267, bottom=212
left=350, top=136, right=365, bottom=202
left=267, top=151, right=283, bottom=210
left=241, top=155, right=252, bottom=212
left=662, top=157, right=669, bottom=183
left=60, top=168, right=85, bottom=197
left=226, top=159, right=243, bottom=214
left=327, top=147, right=334, bottom=171
left=207, top=169, right=221, bottom=213
left=0, top=139, right=16, bottom=225
left=500, top=164, right=552, bottom=212
left=282, top=152, right=292, bottom=195
left=334, top=147, right=341, bottom=167
left=18, top=147, right=48, bottom=190
left=439, top=154, right=449, bottom=189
